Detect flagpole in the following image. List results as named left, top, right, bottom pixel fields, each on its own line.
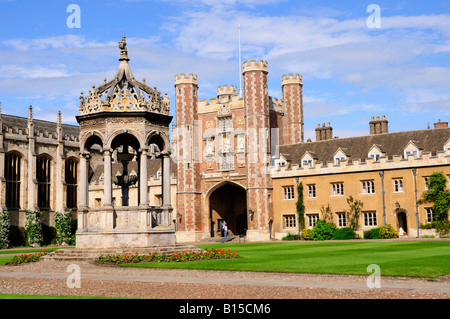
left=239, top=24, right=242, bottom=98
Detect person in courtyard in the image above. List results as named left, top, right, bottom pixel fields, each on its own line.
left=223, top=221, right=228, bottom=238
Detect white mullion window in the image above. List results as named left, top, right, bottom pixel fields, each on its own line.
left=362, top=180, right=375, bottom=194
left=394, top=179, right=403, bottom=193
left=283, top=186, right=295, bottom=200
left=337, top=213, right=347, bottom=227
left=364, top=212, right=377, bottom=227
left=308, top=185, right=316, bottom=198
left=332, top=183, right=344, bottom=196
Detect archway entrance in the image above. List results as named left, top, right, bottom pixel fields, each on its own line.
left=397, top=211, right=408, bottom=236
left=209, top=183, right=247, bottom=237
left=111, top=132, right=141, bottom=207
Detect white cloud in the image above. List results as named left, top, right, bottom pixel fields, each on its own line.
left=2, top=3, right=450, bottom=128
left=0, top=64, right=71, bottom=79
left=2, top=35, right=112, bottom=51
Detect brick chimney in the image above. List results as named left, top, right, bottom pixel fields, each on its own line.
left=370, top=115, right=388, bottom=135
left=434, top=119, right=448, bottom=129
left=316, top=122, right=333, bottom=141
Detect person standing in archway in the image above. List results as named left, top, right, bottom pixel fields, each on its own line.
left=223, top=221, right=228, bottom=238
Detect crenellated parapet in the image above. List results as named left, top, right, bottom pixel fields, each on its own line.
left=217, top=85, right=237, bottom=97
left=269, top=97, right=284, bottom=113
left=281, top=73, right=303, bottom=86
left=198, top=93, right=244, bottom=114
left=1, top=113, right=80, bottom=144
left=272, top=150, right=450, bottom=178
left=174, top=73, right=198, bottom=86
left=242, top=60, right=268, bottom=73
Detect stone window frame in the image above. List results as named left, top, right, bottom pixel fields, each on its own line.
left=423, top=177, right=429, bottom=191
left=361, top=180, right=375, bottom=195
left=393, top=178, right=403, bottom=193
left=283, top=214, right=297, bottom=229
left=363, top=212, right=377, bottom=227
left=307, top=214, right=319, bottom=228
left=337, top=213, right=347, bottom=227
left=308, top=184, right=316, bottom=198
left=425, top=207, right=434, bottom=223
left=283, top=186, right=295, bottom=200
left=331, top=182, right=344, bottom=197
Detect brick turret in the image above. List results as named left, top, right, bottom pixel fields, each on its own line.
left=282, top=73, right=304, bottom=145
left=174, top=73, right=202, bottom=241
left=242, top=60, right=273, bottom=241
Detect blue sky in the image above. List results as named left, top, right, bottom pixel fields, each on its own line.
left=0, top=0, right=450, bottom=141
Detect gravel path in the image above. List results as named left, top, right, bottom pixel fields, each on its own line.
left=0, top=260, right=448, bottom=299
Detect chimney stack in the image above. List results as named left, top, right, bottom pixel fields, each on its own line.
left=316, top=122, right=333, bottom=141
left=370, top=115, right=388, bottom=135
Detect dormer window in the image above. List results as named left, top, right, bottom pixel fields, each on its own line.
left=403, top=141, right=420, bottom=159
left=334, top=156, right=347, bottom=165
left=274, top=159, right=287, bottom=168
left=445, top=147, right=450, bottom=155
left=273, top=154, right=287, bottom=169
left=404, top=150, right=419, bottom=158
left=302, top=159, right=314, bottom=168
left=444, top=138, right=450, bottom=155
left=333, top=148, right=348, bottom=165
left=300, top=152, right=315, bottom=168
left=368, top=145, right=383, bottom=162
left=369, top=153, right=381, bottom=161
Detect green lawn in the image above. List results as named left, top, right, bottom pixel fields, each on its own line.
left=123, top=241, right=450, bottom=278
left=0, top=247, right=60, bottom=265
left=0, top=256, right=12, bottom=265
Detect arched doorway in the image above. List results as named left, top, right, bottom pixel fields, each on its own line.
left=397, top=211, right=408, bottom=236
left=209, top=183, right=247, bottom=237
left=110, top=132, right=141, bottom=207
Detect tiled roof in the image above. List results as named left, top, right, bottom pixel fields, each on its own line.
left=279, top=128, right=450, bottom=166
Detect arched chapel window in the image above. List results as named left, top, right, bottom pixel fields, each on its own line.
left=37, top=155, right=51, bottom=210
left=65, top=158, right=78, bottom=209
left=5, top=152, right=21, bottom=209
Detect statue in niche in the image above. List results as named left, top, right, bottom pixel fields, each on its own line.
left=237, top=135, right=245, bottom=153
left=206, top=139, right=214, bottom=156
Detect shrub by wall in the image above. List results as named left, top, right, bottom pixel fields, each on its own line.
left=0, top=211, right=10, bottom=248
left=55, top=210, right=73, bottom=245
left=333, top=227, right=357, bottom=240
left=379, top=224, right=399, bottom=239
left=25, top=210, right=44, bottom=247
left=364, top=228, right=381, bottom=239
left=281, top=233, right=301, bottom=241
left=301, top=228, right=314, bottom=241
left=313, top=220, right=337, bottom=241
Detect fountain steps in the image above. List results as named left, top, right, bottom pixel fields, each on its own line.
left=41, top=245, right=205, bottom=261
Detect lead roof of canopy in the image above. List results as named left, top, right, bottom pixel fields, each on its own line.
left=78, top=36, right=170, bottom=116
